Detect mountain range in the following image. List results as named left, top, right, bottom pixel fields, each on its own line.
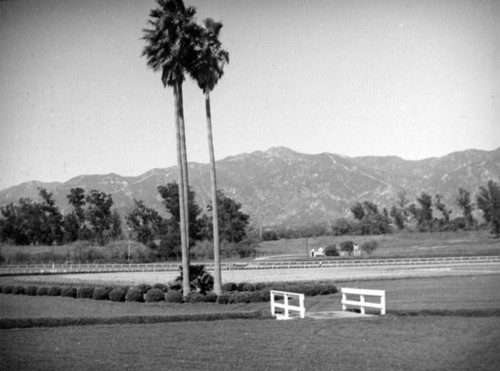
left=1, top=147, right=499, bottom=227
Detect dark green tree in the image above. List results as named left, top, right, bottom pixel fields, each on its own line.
left=126, top=199, right=164, bottom=247
left=85, top=190, right=114, bottom=245
left=350, top=202, right=365, bottom=220
left=157, top=183, right=204, bottom=244
left=64, top=187, right=87, bottom=243
left=435, top=194, right=451, bottom=224
left=416, top=192, right=433, bottom=231
left=477, top=180, right=500, bottom=237
left=203, top=190, right=250, bottom=243
left=456, top=188, right=474, bottom=229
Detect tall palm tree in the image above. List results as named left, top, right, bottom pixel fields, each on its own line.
left=142, top=0, right=199, bottom=296
left=190, top=18, right=229, bottom=295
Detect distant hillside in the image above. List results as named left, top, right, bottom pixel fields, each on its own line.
left=1, top=147, right=499, bottom=226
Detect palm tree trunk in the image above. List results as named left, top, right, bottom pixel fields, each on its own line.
left=205, top=91, right=222, bottom=295
left=174, top=81, right=190, bottom=296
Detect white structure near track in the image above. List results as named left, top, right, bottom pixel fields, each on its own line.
left=310, top=247, right=325, bottom=257
left=270, top=290, right=305, bottom=320
left=341, top=288, right=386, bottom=315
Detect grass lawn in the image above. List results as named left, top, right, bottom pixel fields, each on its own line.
left=257, top=229, right=500, bottom=258
left=1, top=275, right=499, bottom=320
left=1, top=316, right=499, bottom=370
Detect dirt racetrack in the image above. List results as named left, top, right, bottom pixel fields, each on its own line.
left=11, top=262, right=500, bottom=287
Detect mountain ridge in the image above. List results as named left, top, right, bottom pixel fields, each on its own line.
left=1, top=147, right=499, bottom=226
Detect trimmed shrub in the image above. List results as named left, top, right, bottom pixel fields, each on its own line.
left=137, top=284, right=152, bottom=295
left=36, top=287, right=49, bottom=296
left=47, top=286, right=62, bottom=296
left=109, top=287, right=127, bottom=302
left=221, top=282, right=237, bottom=292
left=185, top=291, right=205, bottom=303
left=2, top=285, right=14, bottom=294
left=145, top=288, right=165, bottom=303
left=216, top=293, right=231, bottom=305
left=324, top=244, right=339, bottom=256
left=77, top=286, right=94, bottom=299
left=361, top=240, right=379, bottom=255
left=25, top=286, right=38, bottom=296
left=153, top=283, right=169, bottom=293
left=339, top=240, right=354, bottom=255
left=238, top=282, right=255, bottom=292
left=93, top=287, right=111, bottom=301
left=12, top=286, right=25, bottom=295
left=202, top=292, right=218, bottom=303
left=255, top=282, right=268, bottom=291
left=61, top=287, right=77, bottom=298
left=228, top=292, right=255, bottom=304
left=165, top=290, right=184, bottom=304
left=125, top=287, right=144, bottom=303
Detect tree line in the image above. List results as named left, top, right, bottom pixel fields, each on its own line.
left=263, top=180, right=500, bottom=240
left=0, top=185, right=251, bottom=260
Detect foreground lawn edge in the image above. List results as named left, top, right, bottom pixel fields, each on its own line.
left=0, top=310, right=270, bottom=330
left=2, top=308, right=500, bottom=330
left=386, top=308, right=500, bottom=317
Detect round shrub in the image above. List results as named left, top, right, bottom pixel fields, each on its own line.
left=257, top=288, right=271, bottom=302
left=61, top=287, right=77, bottom=298
left=238, top=282, right=256, bottom=292
left=25, top=286, right=38, bottom=296
left=12, top=286, right=25, bottom=295
left=137, top=284, right=152, bottom=294
left=185, top=292, right=204, bottom=303
left=325, top=244, right=339, bottom=256
left=361, top=240, right=379, bottom=255
left=47, top=286, right=62, bottom=296
left=77, top=286, right=94, bottom=299
left=153, top=283, right=169, bottom=293
left=221, top=282, right=237, bottom=292
left=2, top=285, right=14, bottom=294
left=36, top=287, right=49, bottom=296
left=165, top=290, right=184, bottom=303
left=255, top=282, right=268, bottom=291
left=93, top=287, right=112, bottom=301
left=145, top=288, right=165, bottom=303
left=109, top=287, right=127, bottom=302
left=202, top=292, right=218, bottom=303
left=228, top=292, right=254, bottom=304
left=125, top=287, right=144, bottom=303
left=216, top=293, right=230, bottom=305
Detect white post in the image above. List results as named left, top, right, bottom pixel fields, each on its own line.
left=284, top=294, right=289, bottom=319
left=360, top=294, right=365, bottom=315
left=342, top=292, right=346, bottom=311
left=381, top=291, right=386, bottom=315
left=270, top=292, right=275, bottom=316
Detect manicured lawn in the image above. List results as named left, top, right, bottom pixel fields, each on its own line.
left=1, top=316, right=499, bottom=370
left=257, top=230, right=500, bottom=258
left=1, top=275, right=499, bottom=320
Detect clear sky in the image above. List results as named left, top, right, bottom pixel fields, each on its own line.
left=1, top=0, right=499, bottom=191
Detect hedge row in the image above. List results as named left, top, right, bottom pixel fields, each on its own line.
left=0, top=281, right=338, bottom=304
left=221, top=281, right=338, bottom=297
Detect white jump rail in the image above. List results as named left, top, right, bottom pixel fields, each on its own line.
left=270, top=290, right=305, bottom=320
left=341, top=288, right=386, bottom=315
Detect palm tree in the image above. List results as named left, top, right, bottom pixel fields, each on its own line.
left=142, top=0, right=199, bottom=296
left=189, top=18, right=229, bottom=295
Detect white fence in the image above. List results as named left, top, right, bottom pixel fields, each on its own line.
left=341, top=288, right=386, bottom=315
left=270, top=290, right=305, bottom=320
